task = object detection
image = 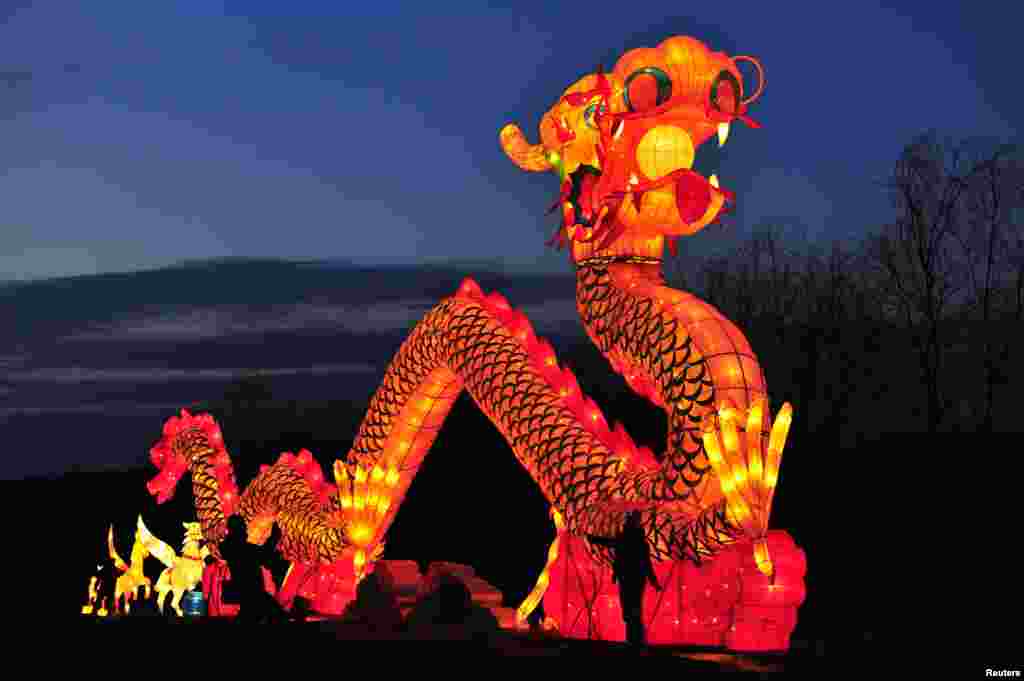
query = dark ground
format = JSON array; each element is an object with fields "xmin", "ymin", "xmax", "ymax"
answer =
[
  {"xmin": 65, "ymin": 615, "xmax": 823, "ymax": 670},
  {"xmin": 8, "ymin": 425, "xmax": 1023, "ymax": 671}
]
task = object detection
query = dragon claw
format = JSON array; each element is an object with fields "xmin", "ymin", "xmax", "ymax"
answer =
[{"xmin": 701, "ymin": 398, "xmax": 793, "ymax": 576}]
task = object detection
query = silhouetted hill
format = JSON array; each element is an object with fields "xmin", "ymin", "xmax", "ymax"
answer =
[
  {"xmin": 0, "ymin": 257, "xmax": 576, "ymax": 339},
  {"xmin": 0, "ymin": 257, "xmax": 581, "ymax": 480}
]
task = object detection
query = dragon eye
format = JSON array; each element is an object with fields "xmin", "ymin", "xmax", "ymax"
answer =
[
  {"xmin": 582, "ymin": 100, "xmax": 608, "ymax": 129},
  {"xmin": 623, "ymin": 67, "xmax": 672, "ymax": 112},
  {"xmin": 710, "ymin": 70, "xmax": 742, "ymax": 115}
]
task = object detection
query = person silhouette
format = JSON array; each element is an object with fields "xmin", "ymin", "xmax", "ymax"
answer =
[
  {"xmin": 405, "ymin": 574, "xmax": 500, "ymax": 641},
  {"xmin": 438, "ymin": 575, "xmax": 499, "ymax": 638},
  {"xmin": 341, "ymin": 572, "xmax": 404, "ymax": 634},
  {"xmin": 218, "ymin": 515, "xmax": 288, "ymax": 623},
  {"xmin": 587, "ymin": 510, "xmax": 662, "ymax": 647}
]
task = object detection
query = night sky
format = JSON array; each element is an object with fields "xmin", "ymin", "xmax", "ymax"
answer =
[{"xmin": 2, "ymin": 1, "xmax": 1018, "ymax": 282}]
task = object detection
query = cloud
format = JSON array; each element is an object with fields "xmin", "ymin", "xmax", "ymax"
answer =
[
  {"xmin": 61, "ymin": 296, "xmax": 582, "ymax": 343},
  {"xmin": 0, "ymin": 356, "xmax": 28, "ymax": 396},
  {"xmin": 0, "ymin": 402, "xmax": 186, "ymax": 418},
  {"xmin": 7, "ymin": 363, "xmax": 380, "ymax": 385},
  {"xmin": 63, "ymin": 300, "xmax": 440, "ymax": 342}
]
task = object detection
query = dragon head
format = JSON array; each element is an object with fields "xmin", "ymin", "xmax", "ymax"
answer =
[{"xmin": 500, "ymin": 35, "xmax": 764, "ymax": 254}]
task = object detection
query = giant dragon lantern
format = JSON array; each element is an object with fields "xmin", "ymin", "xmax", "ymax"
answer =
[{"xmin": 142, "ymin": 35, "xmax": 806, "ymax": 652}]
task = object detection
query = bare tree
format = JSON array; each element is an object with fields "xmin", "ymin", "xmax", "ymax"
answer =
[
  {"xmin": 674, "ymin": 216, "xmax": 896, "ymax": 448},
  {"xmin": 953, "ymin": 139, "xmax": 1024, "ymax": 431},
  {"xmin": 699, "ymin": 253, "xmax": 733, "ymax": 313},
  {"xmin": 746, "ymin": 221, "xmax": 780, "ymax": 324},
  {"xmin": 1007, "ymin": 208, "xmax": 1024, "ymax": 324},
  {"xmin": 867, "ymin": 132, "xmax": 983, "ymax": 432},
  {"xmin": 738, "ymin": 220, "xmax": 824, "ymax": 439},
  {"xmin": 776, "ymin": 236, "xmax": 860, "ymax": 443},
  {"xmin": 815, "ymin": 241, "xmax": 876, "ymax": 445}
]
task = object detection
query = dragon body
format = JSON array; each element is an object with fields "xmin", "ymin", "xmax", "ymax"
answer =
[{"xmin": 143, "ymin": 35, "xmax": 796, "ymax": 629}]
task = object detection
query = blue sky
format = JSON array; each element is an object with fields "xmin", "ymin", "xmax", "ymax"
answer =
[{"xmin": 1, "ymin": 1, "xmax": 1019, "ymax": 281}]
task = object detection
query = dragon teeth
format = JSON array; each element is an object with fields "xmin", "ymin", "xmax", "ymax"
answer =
[
  {"xmin": 709, "ymin": 174, "xmax": 720, "ymax": 188},
  {"xmin": 717, "ymin": 122, "xmax": 730, "ymax": 147}
]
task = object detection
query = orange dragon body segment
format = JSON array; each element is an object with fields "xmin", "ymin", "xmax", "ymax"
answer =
[
  {"xmin": 574, "ymin": 259, "xmax": 768, "ymax": 504},
  {"xmin": 343, "ymin": 284, "xmax": 742, "ymax": 563}
]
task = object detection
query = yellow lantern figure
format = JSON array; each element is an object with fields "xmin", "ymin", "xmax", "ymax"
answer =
[
  {"xmin": 81, "ymin": 575, "xmax": 99, "ymax": 615},
  {"xmin": 137, "ymin": 517, "xmax": 211, "ymax": 617},
  {"xmin": 108, "ymin": 521, "xmax": 153, "ymax": 615}
]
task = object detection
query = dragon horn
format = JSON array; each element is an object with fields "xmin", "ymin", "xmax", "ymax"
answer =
[
  {"xmin": 595, "ymin": 64, "xmax": 610, "ymax": 95},
  {"xmin": 499, "ymin": 123, "xmax": 553, "ymax": 172},
  {"xmin": 732, "ymin": 55, "xmax": 765, "ymax": 107}
]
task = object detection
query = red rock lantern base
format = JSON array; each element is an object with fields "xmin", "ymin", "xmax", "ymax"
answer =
[{"xmin": 543, "ymin": 529, "xmax": 806, "ymax": 652}]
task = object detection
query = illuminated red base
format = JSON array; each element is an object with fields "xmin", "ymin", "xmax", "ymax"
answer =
[
  {"xmin": 200, "ymin": 531, "xmax": 806, "ymax": 650},
  {"xmin": 543, "ymin": 530, "xmax": 807, "ymax": 652},
  {"xmin": 203, "ymin": 558, "xmax": 358, "ymax": 618}
]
